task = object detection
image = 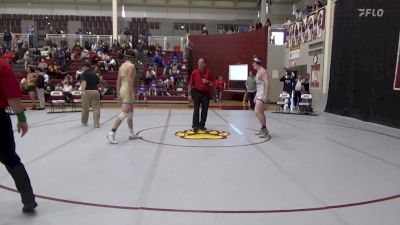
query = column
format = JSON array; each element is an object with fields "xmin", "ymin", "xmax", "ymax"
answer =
[
  {"xmin": 112, "ymin": 0, "xmax": 118, "ymax": 42},
  {"xmin": 260, "ymin": 0, "xmax": 267, "ymax": 25},
  {"xmin": 322, "ymin": 0, "xmax": 335, "ymax": 94}
]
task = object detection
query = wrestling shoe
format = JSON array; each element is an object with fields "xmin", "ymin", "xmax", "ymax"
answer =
[{"xmin": 107, "ymin": 131, "xmax": 117, "ymax": 144}]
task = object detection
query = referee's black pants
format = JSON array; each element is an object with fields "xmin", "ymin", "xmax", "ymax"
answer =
[
  {"xmin": 0, "ymin": 109, "xmax": 36, "ymax": 206},
  {"xmin": 192, "ymin": 90, "xmax": 209, "ymax": 129}
]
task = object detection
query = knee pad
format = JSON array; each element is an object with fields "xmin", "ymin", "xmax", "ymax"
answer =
[
  {"xmin": 127, "ymin": 112, "xmax": 133, "ymax": 120},
  {"xmin": 118, "ymin": 112, "xmax": 128, "ymax": 120}
]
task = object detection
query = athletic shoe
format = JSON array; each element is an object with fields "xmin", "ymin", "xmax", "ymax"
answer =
[
  {"xmin": 22, "ymin": 201, "xmax": 38, "ymax": 213},
  {"xmin": 199, "ymin": 126, "xmax": 207, "ymax": 131},
  {"xmin": 129, "ymin": 133, "xmax": 142, "ymax": 140},
  {"xmin": 255, "ymin": 128, "xmax": 268, "ymax": 135},
  {"xmin": 259, "ymin": 128, "xmax": 270, "ymax": 138},
  {"xmin": 107, "ymin": 131, "xmax": 117, "ymax": 144}
]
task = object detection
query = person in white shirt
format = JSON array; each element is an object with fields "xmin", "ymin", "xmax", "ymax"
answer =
[
  {"xmin": 62, "ymin": 81, "xmax": 73, "ymax": 102},
  {"xmin": 101, "ymin": 53, "xmax": 110, "ymax": 70},
  {"xmin": 293, "ymin": 74, "xmax": 303, "ymax": 109},
  {"xmin": 108, "ymin": 58, "xmax": 116, "ymax": 71}
]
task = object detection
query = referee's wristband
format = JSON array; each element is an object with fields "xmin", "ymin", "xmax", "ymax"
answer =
[{"xmin": 16, "ymin": 111, "xmax": 27, "ymax": 123}]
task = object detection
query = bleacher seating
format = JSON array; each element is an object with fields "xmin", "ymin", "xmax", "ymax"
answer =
[{"xmin": 16, "ymin": 50, "xmax": 189, "ymax": 104}]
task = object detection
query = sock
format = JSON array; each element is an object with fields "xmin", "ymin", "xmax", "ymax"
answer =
[
  {"xmin": 261, "ymin": 125, "xmax": 266, "ymax": 129},
  {"xmin": 129, "ymin": 128, "xmax": 134, "ymax": 134},
  {"xmin": 111, "ymin": 128, "xmax": 117, "ymax": 133}
]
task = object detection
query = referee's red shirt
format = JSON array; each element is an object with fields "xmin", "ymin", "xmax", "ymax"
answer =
[
  {"xmin": 0, "ymin": 58, "xmax": 22, "ymax": 109},
  {"xmin": 189, "ymin": 68, "xmax": 214, "ymax": 92}
]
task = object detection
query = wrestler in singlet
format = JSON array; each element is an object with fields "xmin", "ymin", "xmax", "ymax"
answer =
[
  {"xmin": 119, "ymin": 63, "xmax": 134, "ymax": 104},
  {"xmin": 255, "ymin": 71, "xmax": 265, "ymax": 103},
  {"xmin": 107, "ymin": 57, "xmax": 141, "ymax": 144}
]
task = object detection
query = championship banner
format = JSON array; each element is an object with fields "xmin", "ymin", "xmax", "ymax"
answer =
[
  {"xmin": 288, "ymin": 8, "xmax": 325, "ymax": 50},
  {"xmin": 394, "ymin": 32, "xmax": 400, "ymax": 91}
]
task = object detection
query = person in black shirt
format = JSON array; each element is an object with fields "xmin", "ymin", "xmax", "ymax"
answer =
[
  {"xmin": 80, "ymin": 61, "xmax": 100, "ymax": 128},
  {"xmin": 35, "ymin": 68, "xmax": 46, "ymax": 110},
  {"xmin": 280, "ymin": 71, "xmax": 295, "ymax": 93},
  {"xmin": 280, "ymin": 71, "xmax": 295, "ymax": 109}
]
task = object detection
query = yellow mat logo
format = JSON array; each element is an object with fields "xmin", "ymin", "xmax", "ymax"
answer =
[{"xmin": 175, "ymin": 129, "xmax": 230, "ymax": 139}]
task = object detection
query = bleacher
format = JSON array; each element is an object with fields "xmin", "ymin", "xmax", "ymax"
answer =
[{"xmin": 15, "ymin": 50, "xmax": 190, "ymax": 104}]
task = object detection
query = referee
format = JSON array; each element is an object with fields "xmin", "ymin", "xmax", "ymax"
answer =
[
  {"xmin": 188, "ymin": 58, "xmax": 214, "ymax": 132},
  {"xmin": 80, "ymin": 61, "xmax": 101, "ymax": 128},
  {"xmin": 0, "ymin": 58, "xmax": 37, "ymax": 213}
]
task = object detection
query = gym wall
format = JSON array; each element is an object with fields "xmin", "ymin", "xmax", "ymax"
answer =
[
  {"xmin": 326, "ymin": 0, "xmax": 400, "ymax": 128},
  {"xmin": 189, "ymin": 27, "xmax": 267, "ymax": 92}
]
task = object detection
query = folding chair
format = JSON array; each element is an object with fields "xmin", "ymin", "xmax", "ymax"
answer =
[
  {"xmin": 298, "ymin": 94, "xmax": 312, "ymax": 114},
  {"xmin": 276, "ymin": 92, "xmax": 291, "ymax": 112},
  {"xmin": 50, "ymin": 91, "xmax": 66, "ymax": 113},
  {"xmin": 71, "ymin": 90, "xmax": 82, "ymax": 112}
]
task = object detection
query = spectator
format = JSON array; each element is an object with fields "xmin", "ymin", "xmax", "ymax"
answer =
[
  {"xmin": 137, "ymin": 82, "xmax": 148, "ymax": 103},
  {"xmin": 37, "ymin": 58, "xmax": 48, "ymax": 70},
  {"xmin": 149, "ymin": 79, "xmax": 158, "ymax": 96},
  {"xmin": 169, "ymin": 62, "xmax": 180, "ymax": 90},
  {"xmin": 145, "ymin": 66, "xmax": 156, "ymax": 85},
  {"xmin": 152, "ymin": 51, "xmax": 163, "ymax": 67},
  {"xmin": 64, "ymin": 72, "xmax": 73, "ymax": 85},
  {"xmin": 295, "ymin": 9, "xmax": 303, "ymax": 20},
  {"xmin": 214, "ymin": 75, "xmax": 226, "ymax": 103},
  {"xmin": 265, "ymin": 18, "xmax": 272, "ymax": 27},
  {"xmin": 23, "ymin": 50, "xmax": 31, "ymax": 69},
  {"xmin": 313, "ymin": 0, "xmax": 323, "ymax": 11},
  {"xmin": 33, "ymin": 48, "xmax": 41, "ymax": 62},
  {"xmin": 98, "ymin": 76, "xmax": 108, "ymax": 96},
  {"xmin": 63, "ymin": 80, "xmax": 73, "ymax": 103},
  {"xmin": 54, "ymin": 83, "xmax": 63, "ymax": 91},
  {"xmin": 293, "ymin": 74, "xmax": 303, "ymax": 109},
  {"xmin": 302, "ymin": 74, "xmax": 310, "ymax": 94},
  {"xmin": 28, "ymin": 24, "xmax": 35, "ymax": 48},
  {"xmin": 108, "ymin": 57, "xmax": 117, "ymax": 71},
  {"xmin": 255, "ymin": 20, "xmax": 263, "ymax": 30},
  {"xmin": 201, "ymin": 27, "xmax": 209, "ymax": 35},
  {"xmin": 3, "ymin": 29, "xmax": 13, "ymax": 50}
]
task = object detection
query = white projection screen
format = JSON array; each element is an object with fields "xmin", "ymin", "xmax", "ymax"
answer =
[{"xmin": 229, "ymin": 64, "xmax": 248, "ymax": 81}]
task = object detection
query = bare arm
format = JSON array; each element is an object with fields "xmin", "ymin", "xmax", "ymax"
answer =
[
  {"xmin": 8, "ymin": 98, "xmax": 28, "ymax": 137},
  {"xmin": 128, "ymin": 64, "xmax": 135, "ymax": 97}
]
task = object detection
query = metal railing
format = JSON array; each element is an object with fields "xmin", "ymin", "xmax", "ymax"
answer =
[
  {"xmin": 0, "ymin": 33, "xmax": 30, "ymax": 48},
  {"xmin": 45, "ymin": 34, "xmax": 114, "ymax": 49},
  {"xmin": 148, "ymin": 36, "xmax": 184, "ymax": 51}
]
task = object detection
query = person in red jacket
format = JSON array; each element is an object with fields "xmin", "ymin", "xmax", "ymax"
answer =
[
  {"xmin": 214, "ymin": 75, "xmax": 226, "ymax": 103},
  {"xmin": 0, "ymin": 58, "xmax": 37, "ymax": 213},
  {"xmin": 188, "ymin": 58, "xmax": 214, "ymax": 132}
]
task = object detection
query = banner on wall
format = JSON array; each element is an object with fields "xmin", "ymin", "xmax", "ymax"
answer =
[
  {"xmin": 311, "ymin": 64, "xmax": 320, "ymax": 88},
  {"xmin": 394, "ymin": 32, "xmax": 400, "ymax": 91},
  {"xmin": 287, "ymin": 8, "xmax": 326, "ymax": 50}
]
